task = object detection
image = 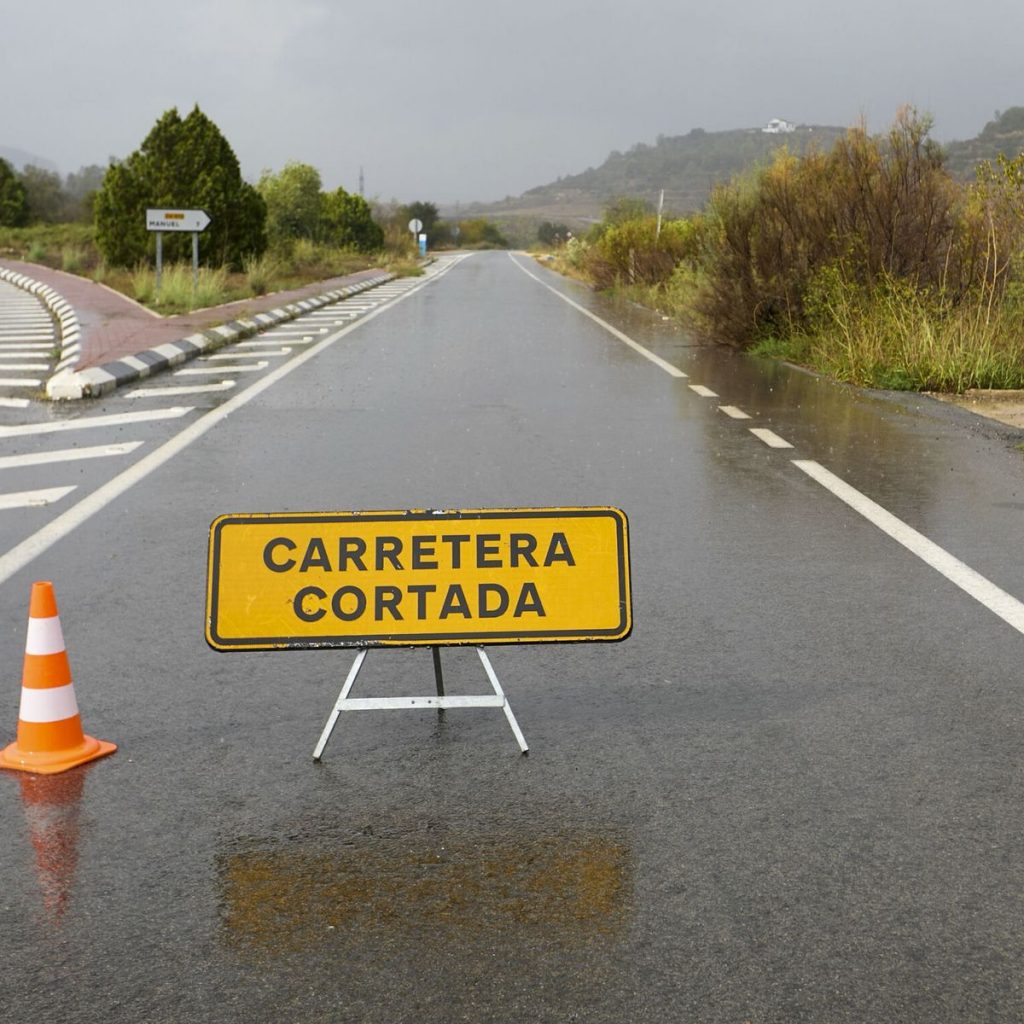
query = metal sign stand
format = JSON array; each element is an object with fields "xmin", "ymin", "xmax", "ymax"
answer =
[{"xmin": 312, "ymin": 646, "xmax": 529, "ymax": 761}]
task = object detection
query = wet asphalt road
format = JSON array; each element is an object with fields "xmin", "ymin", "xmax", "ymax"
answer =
[{"xmin": 3, "ymin": 251, "xmax": 1024, "ymax": 1022}]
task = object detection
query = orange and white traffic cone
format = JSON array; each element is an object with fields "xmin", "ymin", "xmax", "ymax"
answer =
[{"xmin": 0, "ymin": 581, "xmax": 116, "ymax": 774}]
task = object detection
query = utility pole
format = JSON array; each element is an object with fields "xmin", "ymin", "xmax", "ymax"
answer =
[{"xmin": 656, "ymin": 188, "xmax": 665, "ymax": 241}]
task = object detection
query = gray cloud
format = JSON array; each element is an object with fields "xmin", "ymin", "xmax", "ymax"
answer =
[{"xmin": 3, "ymin": 0, "xmax": 1022, "ymax": 203}]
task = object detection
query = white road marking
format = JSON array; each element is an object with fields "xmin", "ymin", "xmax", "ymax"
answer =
[
  {"xmin": 750, "ymin": 428, "xmax": 794, "ymax": 449},
  {"xmin": 689, "ymin": 384, "xmax": 718, "ymax": 397},
  {"xmin": 0, "ymin": 398, "xmax": 29, "ymax": 409},
  {"xmin": 719, "ymin": 405, "xmax": 751, "ymax": 420},
  {"xmin": 246, "ymin": 335, "xmax": 313, "ymax": 344},
  {"xmin": 174, "ymin": 361, "xmax": 269, "ymax": 376},
  {"xmin": 207, "ymin": 348, "xmax": 290, "ymax": 359},
  {"xmin": 0, "ymin": 352, "xmax": 54, "ymax": 359},
  {"xmin": 0, "ymin": 487, "xmax": 76, "ymax": 510},
  {"xmin": 0, "ymin": 344, "xmax": 52, "ymax": 351},
  {"xmin": 509, "ymin": 254, "xmax": 688, "ymax": 378},
  {"xmin": 0, "ymin": 254, "xmax": 470, "ymax": 585},
  {"xmin": 0, "ymin": 377, "xmax": 42, "ymax": 387},
  {"xmin": 127, "ymin": 381, "xmax": 236, "ymax": 398},
  {"xmin": 794, "ymin": 459, "xmax": 1024, "ymax": 635},
  {"xmin": 0, "ymin": 443, "xmax": 143, "ymax": 470},
  {"xmin": 0, "ymin": 406, "xmax": 193, "ymax": 439},
  {"xmin": 0, "ymin": 363, "xmax": 48, "ymax": 371}
]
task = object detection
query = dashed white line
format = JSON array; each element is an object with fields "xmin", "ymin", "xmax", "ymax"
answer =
[
  {"xmin": 0, "ymin": 487, "xmax": 76, "ymax": 510},
  {"xmin": 750, "ymin": 428, "xmax": 794, "ymax": 449},
  {"xmin": 689, "ymin": 384, "xmax": 718, "ymax": 397},
  {"xmin": 0, "ymin": 443, "xmax": 143, "ymax": 470},
  {"xmin": 793, "ymin": 459, "xmax": 1024, "ymax": 635},
  {"xmin": 719, "ymin": 405, "xmax": 751, "ymax": 420}
]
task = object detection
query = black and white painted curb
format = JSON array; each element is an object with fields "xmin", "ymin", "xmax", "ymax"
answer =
[
  {"xmin": 0, "ymin": 267, "xmax": 395, "ymax": 401},
  {"xmin": 0, "ymin": 266, "xmax": 81, "ymax": 377}
]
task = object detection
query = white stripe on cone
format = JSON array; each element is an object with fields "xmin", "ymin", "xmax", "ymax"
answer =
[
  {"xmin": 26, "ymin": 615, "xmax": 65, "ymax": 656},
  {"xmin": 19, "ymin": 683, "xmax": 79, "ymax": 723}
]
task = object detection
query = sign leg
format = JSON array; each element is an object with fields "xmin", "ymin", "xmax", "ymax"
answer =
[
  {"xmin": 477, "ymin": 648, "xmax": 529, "ymax": 754},
  {"xmin": 313, "ymin": 649, "xmax": 368, "ymax": 762},
  {"xmin": 431, "ymin": 645, "xmax": 445, "ymax": 717}
]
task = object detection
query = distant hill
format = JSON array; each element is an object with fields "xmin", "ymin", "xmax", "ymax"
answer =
[
  {"xmin": 458, "ymin": 110, "xmax": 1024, "ymax": 230},
  {"xmin": 0, "ymin": 146, "xmax": 59, "ymax": 173},
  {"xmin": 457, "ymin": 121, "xmax": 849, "ymax": 224},
  {"xmin": 943, "ymin": 107, "xmax": 1024, "ymax": 180}
]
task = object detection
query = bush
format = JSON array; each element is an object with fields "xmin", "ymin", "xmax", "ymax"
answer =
[
  {"xmin": 694, "ymin": 109, "xmax": 977, "ymax": 346},
  {"xmin": 584, "ymin": 215, "xmax": 703, "ymax": 289},
  {"xmin": 94, "ymin": 105, "xmax": 267, "ymax": 269}
]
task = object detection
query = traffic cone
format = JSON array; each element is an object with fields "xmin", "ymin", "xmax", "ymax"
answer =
[{"xmin": 0, "ymin": 581, "xmax": 116, "ymax": 774}]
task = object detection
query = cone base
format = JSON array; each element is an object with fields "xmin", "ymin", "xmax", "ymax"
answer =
[{"xmin": 0, "ymin": 735, "xmax": 116, "ymax": 775}]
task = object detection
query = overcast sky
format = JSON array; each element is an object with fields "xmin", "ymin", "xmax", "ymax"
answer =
[{"xmin": 3, "ymin": 0, "xmax": 1023, "ymax": 204}]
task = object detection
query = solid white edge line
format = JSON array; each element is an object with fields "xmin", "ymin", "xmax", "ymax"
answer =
[
  {"xmin": 793, "ymin": 459, "xmax": 1024, "ymax": 635},
  {"xmin": 508, "ymin": 253, "xmax": 688, "ymax": 378},
  {"xmin": 0, "ymin": 255, "xmax": 470, "ymax": 586}
]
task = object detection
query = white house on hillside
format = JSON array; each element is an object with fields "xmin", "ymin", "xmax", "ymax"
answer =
[{"xmin": 763, "ymin": 118, "xmax": 797, "ymax": 134}]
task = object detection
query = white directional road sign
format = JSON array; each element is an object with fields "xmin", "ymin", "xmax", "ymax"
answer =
[{"xmin": 146, "ymin": 209, "xmax": 211, "ymax": 232}]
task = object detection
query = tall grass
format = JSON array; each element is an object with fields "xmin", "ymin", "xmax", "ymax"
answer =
[
  {"xmin": 131, "ymin": 262, "xmax": 230, "ymax": 313},
  {"xmin": 242, "ymin": 253, "xmax": 279, "ymax": 296},
  {"xmin": 753, "ymin": 269, "xmax": 1024, "ymax": 391}
]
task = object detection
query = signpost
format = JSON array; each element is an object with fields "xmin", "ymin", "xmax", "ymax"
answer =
[
  {"xmin": 145, "ymin": 208, "xmax": 211, "ymax": 296},
  {"xmin": 206, "ymin": 507, "xmax": 631, "ymax": 757}
]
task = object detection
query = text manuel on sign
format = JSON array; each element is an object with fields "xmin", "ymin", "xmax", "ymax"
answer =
[{"xmin": 206, "ymin": 508, "xmax": 631, "ymax": 650}]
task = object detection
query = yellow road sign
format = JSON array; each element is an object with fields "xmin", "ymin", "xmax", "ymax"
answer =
[{"xmin": 206, "ymin": 507, "xmax": 631, "ymax": 650}]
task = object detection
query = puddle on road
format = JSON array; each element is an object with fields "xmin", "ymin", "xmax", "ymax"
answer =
[{"xmin": 217, "ymin": 827, "xmax": 632, "ymax": 955}]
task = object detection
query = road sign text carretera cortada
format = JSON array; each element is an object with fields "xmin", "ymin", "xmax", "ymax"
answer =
[{"xmin": 205, "ymin": 508, "xmax": 631, "ymax": 649}]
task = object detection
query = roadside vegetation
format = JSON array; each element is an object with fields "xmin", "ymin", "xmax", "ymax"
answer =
[
  {"xmin": 546, "ymin": 109, "xmax": 1024, "ymax": 393},
  {"xmin": 0, "ymin": 105, "xmax": 506, "ymax": 315}
]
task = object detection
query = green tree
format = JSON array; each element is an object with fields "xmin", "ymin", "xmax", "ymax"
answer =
[
  {"xmin": 21, "ymin": 165, "xmax": 66, "ymax": 223},
  {"xmin": 537, "ymin": 221, "xmax": 571, "ymax": 245},
  {"xmin": 64, "ymin": 165, "xmax": 106, "ymax": 222},
  {"xmin": 257, "ymin": 162, "xmax": 323, "ymax": 245},
  {"xmin": 319, "ymin": 187, "xmax": 383, "ymax": 251},
  {"xmin": 93, "ymin": 105, "xmax": 267, "ymax": 268},
  {"xmin": 457, "ymin": 218, "xmax": 508, "ymax": 248},
  {"xmin": 399, "ymin": 200, "xmax": 439, "ymax": 235},
  {"xmin": 0, "ymin": 158, "xmax": 28, "ymax": 227}
]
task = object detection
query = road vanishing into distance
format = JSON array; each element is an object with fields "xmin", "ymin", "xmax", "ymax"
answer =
[{"xmin": 3, "ymin": 251, "xmax": 1024, "ymax": 1022}]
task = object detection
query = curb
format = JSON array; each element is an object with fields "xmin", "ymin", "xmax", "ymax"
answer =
[
  {"xmin": 0, "ymin": 266, "xmax": 395, "ymax": 401},
  {"xmin": 0, "ymin": 266, "xmax": 82, "ymax": 376}
]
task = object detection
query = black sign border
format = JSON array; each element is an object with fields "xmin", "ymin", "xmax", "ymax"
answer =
[{"xmin": 206, "ymin": 508, "xmax": 631, "ymax": 651}]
